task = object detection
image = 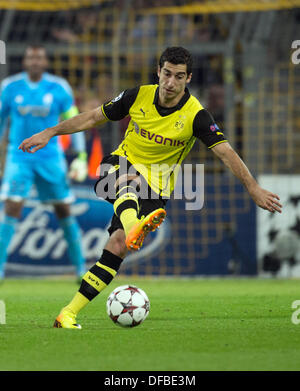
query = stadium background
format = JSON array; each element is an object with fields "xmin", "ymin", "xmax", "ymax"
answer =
[{"xmin": 0, "ymin": 0, "xmax": 299, "ymax": 278}]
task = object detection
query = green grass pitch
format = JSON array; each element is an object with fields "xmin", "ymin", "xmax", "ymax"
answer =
[{"xmin": 0, "ymin": 277, "xmax": 300, "ymax": 371}]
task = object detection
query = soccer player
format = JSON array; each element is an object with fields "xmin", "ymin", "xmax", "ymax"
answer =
[
  {"xmin": 0, "ymin": 44, "xmax": 88, "ymax": 280},
  {"xmin": 19, "ymin": 47, "xmax": 282, "ymax": 329}
]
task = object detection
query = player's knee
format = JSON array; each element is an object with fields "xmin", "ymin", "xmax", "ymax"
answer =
[
  {"xmin": 54, "ymin": 203, "xmax": 71, "ymax": 219},
  {"xmin": 5, "ymin": 200, "xmax": 23, "ymax": 219},
  {"xmin": 105, "ymin": 229, "xmax": 128, "ymax": 259},
  {"xmin": 115, "ymin": 174, "xmax": 141, "ymax": 190}
]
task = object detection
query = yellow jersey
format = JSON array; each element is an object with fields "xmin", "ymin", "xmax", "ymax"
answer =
[{"xmin": 101, "ymin": 84, "xmax": 227, "ymax": 197}]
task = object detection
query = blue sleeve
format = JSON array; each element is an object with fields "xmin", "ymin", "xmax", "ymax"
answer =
[
  {"xmin": 0, "ymin": 82, "xmax": 11, "ymax": 140},
  {"xmin": 57, "ymin": 79, "xmax": 75, "ymax": 115},
  {"xmin": 56, "ymin": 79, "xmax": 86, "ymax": 153}
]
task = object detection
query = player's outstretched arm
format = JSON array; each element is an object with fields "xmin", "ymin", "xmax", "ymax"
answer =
[
  {"xmin": 19, "ymin": 106, "xmax": 107, "ymax": 153},
  {"xmin": 211, "ymin": 142, "xmax": 282, "ymax": 214}
]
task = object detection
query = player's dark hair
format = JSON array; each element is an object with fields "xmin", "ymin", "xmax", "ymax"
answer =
[
  {"xmin": 25, "ymin": 43, "xmax": 47, "ymax": 54},
  {"xmin": 159, "ymin": 47, "xmax": 193, "ymax": 75}
]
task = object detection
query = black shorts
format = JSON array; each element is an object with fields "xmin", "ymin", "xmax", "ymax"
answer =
[{"xmin": 94, "ymin": 154, "xmax": 167, "ymax": 236}]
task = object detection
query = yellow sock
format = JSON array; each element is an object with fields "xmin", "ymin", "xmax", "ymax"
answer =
[
  {"xmin": 65, "ymin": 292, "xmax": 90, "ymax": 315},
  {"xmin": 120, "ymin": 208, "xmax": 139, "ymax": 237}
]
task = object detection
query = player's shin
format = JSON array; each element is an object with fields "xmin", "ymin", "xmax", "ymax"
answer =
[
  {"xmin": 66, "ymin": 249, "xmax": 123, "ymax": 315},
  {"xmin": 113, "ymin": 183, "xmax": 140, "ymax": 237},
  {"xmin": 0, "ymin": 215, "xmax": 18, "ymax": 279},
  {"xmin": 58, "ymin": 216, "xmax": 86, "ymax": 277}
]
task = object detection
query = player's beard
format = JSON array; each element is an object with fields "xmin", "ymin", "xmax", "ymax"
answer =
[
  {"xmin": 161, "ymin": 85, "xmax": 184, "ymax": 105},
  {"xmin": 27, "ymin": 67, "xmax": 44, "ymax": 82}
]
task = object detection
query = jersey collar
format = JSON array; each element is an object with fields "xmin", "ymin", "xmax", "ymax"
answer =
[
  {"xmin": 24, "ymin": 72, "xmax": 45, "ymax": 89},
  {"xmin": 153, "ymin": 85, "xmax": 190, "ymax": 112}
]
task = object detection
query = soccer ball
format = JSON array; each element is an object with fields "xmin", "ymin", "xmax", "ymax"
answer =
[{"xmin": 106, "ymin": 285, "xmax": 150, "ymax": 327}]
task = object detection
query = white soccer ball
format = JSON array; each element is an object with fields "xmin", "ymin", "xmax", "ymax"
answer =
[{"xmin": 106, "ymin": 285, "xmax": 150, "ymax": 327}]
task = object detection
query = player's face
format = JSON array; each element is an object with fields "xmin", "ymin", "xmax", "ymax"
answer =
[
  {"xmin": 23, "ymin": 48, "xmax": 48, "ymax": 81},
  {"xmin": 157, "ymin": 61, "xmax": 192, "ymax": 105}
]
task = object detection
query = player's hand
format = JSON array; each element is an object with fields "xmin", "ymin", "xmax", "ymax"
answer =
[
  {"xmin": 69, "ymin": 152, "xmax": 88, "ymax": 182},
  {"xmin": 18, "ymin": 129, "xmax": 52, "ymax": 153},
  {"xmin": 249, "ymin": 184, "xmax": 282, "ymax": 213}
]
